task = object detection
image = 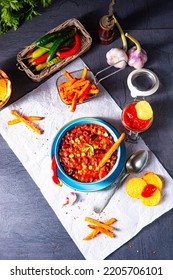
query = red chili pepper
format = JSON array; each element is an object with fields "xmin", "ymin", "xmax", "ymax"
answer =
[
  {"xmin": 58, "ymin": 46, "xmax": 73, "ymax": 52},
  {"xmin": 57, "ymin": 33, "xmax": 81, "ymax": 59},
  {"xmin": 51, "ymin": 156, "xmax": 61, "ymax": 185},
  {"xmin": 28, "ymin": 50, "xmax": 34, "ymax": 57},
  {"xmin": 141, "ymin": 184, "xmax": 157, "ymax": 198},
  {"xmin": 31, "ymin": 52, "xmax": 49, "ymax": 66}
]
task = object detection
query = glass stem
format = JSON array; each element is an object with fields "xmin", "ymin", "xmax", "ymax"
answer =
[{"xmin": 126, "ymin": 130, "xmax": 140, "ymax": 143}]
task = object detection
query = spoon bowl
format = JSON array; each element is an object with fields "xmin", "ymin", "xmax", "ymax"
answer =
[
  {"xmin": 93, "ymin": 150, "xmax": 149, "ymax": 213},
  {"xmin": 125, "ymin": 150, "xmax": 149, "ymax": 174}
]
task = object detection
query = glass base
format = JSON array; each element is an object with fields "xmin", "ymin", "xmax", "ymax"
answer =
[{"xmin": 125, "ymin": 130, "xmax": 140, "ymax": 144}]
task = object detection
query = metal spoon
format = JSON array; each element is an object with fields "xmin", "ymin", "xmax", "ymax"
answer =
[{"xmin": 93, "ymin": 150, "xmax": 149, "ymax": 214}]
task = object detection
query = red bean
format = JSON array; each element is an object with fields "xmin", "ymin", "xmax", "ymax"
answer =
[{"xmin": 95, "ymin": 148, "xmax": 105, "ymax": 154}]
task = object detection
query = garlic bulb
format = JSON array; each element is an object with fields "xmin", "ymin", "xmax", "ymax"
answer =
[
  {"xmin": 127, "ymin": 46, "xmax": 148, "ymax": 69},
  {"xmin": 125, "ymin": 33, "xmax": 148, "ymax": 69},
  {"xmin": 106, "ymin": 48, "xmax": 128, "ymax": 69}
]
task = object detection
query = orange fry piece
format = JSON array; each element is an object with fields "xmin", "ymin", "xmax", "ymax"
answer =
[
  {"xmin": 78, "ymin": 83, "xmax": 91, "ymax": 103},
  {"xmin": 88, "ymin": 225, "xmax": 115, "ymax": 238},
  {"xmin": 91, "ymin": 84, "xmax": 97, "ymax": 89},
  {"xmin": 83, "ymin": 230, "xmax": 99, "ymax": 240},
  {"xmin": 8, "ymin": 116, "xmax": 44, "ymax": 125},
  {"xmin": 59, "ymin": 78, "xmax": 78, "ymax": 90},
  {"xmin": 70, "ymin": 92, "xmax": 78, "ymax": 112},
  {"xmin": 77, "ymin": 80, "xmax": 90, "ymax": 98},
  {"xmin": 88, "ymin": 88, "xmax": 99, "ymax": 94},
  {"xmin": 83, "ymin": 218, "xmax": 116, "ymax": 240},
  {"xmin": 99, "ymin": 132, "xmax": 125, "ymax": 169},
  {"xmin": 10, "ymin": 110, "xmax": 43, "ymax": 135},
  {"xmin": 81, "ymin": 66, "xmax": 88, "ymax": 80},
  {"xmin": 85, "ymin": 217, "xmax": 115, "ymax": 231},
  {"xmin": 65, "ymin": 79, "xmax": 90, "ymax": 91},
  {"xmin": 63, "ymin": 70, "xmax": 74, "ymax": 81}
]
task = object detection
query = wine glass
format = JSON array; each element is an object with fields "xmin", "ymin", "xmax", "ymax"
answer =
[{"xmin": 121, "ymin": 100, "xmax": 153, "ymax": 143}]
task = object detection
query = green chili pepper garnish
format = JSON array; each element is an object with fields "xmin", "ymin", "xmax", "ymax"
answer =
[{"xmin": 81, "ymin": 143, "xmax": 94, "ymax": 155}]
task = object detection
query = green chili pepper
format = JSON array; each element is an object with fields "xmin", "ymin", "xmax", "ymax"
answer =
[
  {"xmin": 47, "ymin": 27, "xmax": 77, "ymax": 62},
  {"xmin": 35, "ymin": 57, "xmax": 62, "ymax": 72},
  {"xmin": 58, "ymin": 37, "xmax": 75, "ymax": 50},
  {"xmin": 34, "ymin": 26, "xmax": 74, "ymax": 47},
  {"xmin": 81, "ymin": 143, "xmax": 94, "ymax": 154}
]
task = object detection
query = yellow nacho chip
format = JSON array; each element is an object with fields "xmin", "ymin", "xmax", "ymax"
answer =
[
  {"xmin": 140, "ymin": 188, "xmax": 161, "ymax": 206},
  {"xmin": 126, "ymin": 177, "xmax": 147, "ymax": 198},
  {"xmin": 0, "ymin": 69, "xmax": 12, "ymax": 108},
  {"xmin": 142, "ymin": 172, "xmax": 163, "ymax": 190},
  {"xmin": 135, "ymin": 100, "xmax": 153, "ymax": 120}
]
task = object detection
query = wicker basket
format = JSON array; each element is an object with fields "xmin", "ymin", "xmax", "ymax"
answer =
[{"xmin": 17, "ymin": 18, "xmax": 92, "ymax": 82}]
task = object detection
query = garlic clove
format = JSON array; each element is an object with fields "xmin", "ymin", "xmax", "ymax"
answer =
[
  {"xmin": 62, "ymin": 192, "xmax": 78, "ymax": 207},
  {"xmin": 62, "ymin": 196, "xmax": 69, "ymax": 207}
]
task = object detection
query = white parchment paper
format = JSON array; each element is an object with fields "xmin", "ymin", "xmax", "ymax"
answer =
[{"xmin": 0, "ymin": 58, "xmax": 173, "ymax": 260}]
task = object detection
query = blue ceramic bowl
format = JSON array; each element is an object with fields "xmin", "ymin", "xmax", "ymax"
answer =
[{"xmin": 51, "ymin": 117, "xmax": 126, "ymax": 192}]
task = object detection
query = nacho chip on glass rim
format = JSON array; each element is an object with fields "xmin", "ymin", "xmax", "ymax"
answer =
[{"xmin": 0, "ymin": 69, "xmax": 12, "ymax": 109}]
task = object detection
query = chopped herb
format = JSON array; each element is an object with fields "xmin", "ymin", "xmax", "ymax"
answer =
[{"xmin": 81, "ymin": 143, "xmax": 94, "ymax": 155}]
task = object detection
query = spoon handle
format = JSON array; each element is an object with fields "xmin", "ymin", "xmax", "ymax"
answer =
[{"xmin": 93, "ymin": 172, "xmax": 129, "ymax": 214}]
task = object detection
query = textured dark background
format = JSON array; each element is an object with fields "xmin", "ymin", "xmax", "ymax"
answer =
[{"xmin": 0, "ymin": 0, "xmax": 173, "ymax": 260}]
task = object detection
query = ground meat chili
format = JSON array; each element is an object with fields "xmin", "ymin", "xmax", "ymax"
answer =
[{"xmin": 58, "ymin": 123, "xmax": 117, "ymax": 182}]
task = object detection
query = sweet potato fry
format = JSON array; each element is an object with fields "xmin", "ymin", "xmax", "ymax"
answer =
[
  {"xmin": 98, "ymin": 132, "xmax": 125, "ymax": 169},
  {"xmin": 81, "ymin": 66, "xmax": 88, "ymax": 80},
  {"xmin": 78, "ymin": 83, "xmax": 91, "ymax": 103},
  {"xmin": 65, "ymin": 79, "xmax": 90, "ymax": 92},
  {"xmin": 63, "ymin": 70, "xmax": 74, "ymax": 81},
  {"xmin": 10, "ymin": 110, "xmax": 43, "ymax": 135},
  {"xmin": 88, "ymin": 88, "xmax": 99, "ymax": 94},
  {"xmin": 70, "ymin": 92, "xmax": 78, "ymax": 112},
  {"xmin": 8, "ymin": 116, "xmax": 44, "ymax": 125},
  {"xmin": 85, "ymin": 217, "xmax": 115, "ymax": 231},
  {"xmin": 88, "ymin": 225, "xmax": 115, "ymax": 238},
  {"xmin": 83, "ymin": 217, "xmax": 116, "ymax": 240},
  {"xmin": 83, "ymin": 230, "xmax": 100, "ymax": 240}
]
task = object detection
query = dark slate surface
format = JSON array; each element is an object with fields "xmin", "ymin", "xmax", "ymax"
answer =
[{"xmin": 0, "ymin": 0, "xmax": 173, "ymax": 260}]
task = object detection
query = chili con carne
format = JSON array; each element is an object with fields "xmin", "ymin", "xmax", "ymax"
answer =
[{"xmin": 59, "ymin": 123, "xmax": 117, "ymax": 183}]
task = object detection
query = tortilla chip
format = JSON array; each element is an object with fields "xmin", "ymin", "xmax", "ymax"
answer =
[
  {"xmin": 142, "ymin": 172, "xmax": 163, "ymax": 190},
  {"xmin": 140, "ymin": 188, "xmax": 161, "ymax": 206},
  {"xmin": 126, "ymin": 177, "xmax": 147, "ymax": 198},
  {"xmin": 0, "ymin": 69, "xmax": 12, "ymax": 108},
  {"xmin": 135, "ymin": 100, "xmax": 153, "ymax": 120}
]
